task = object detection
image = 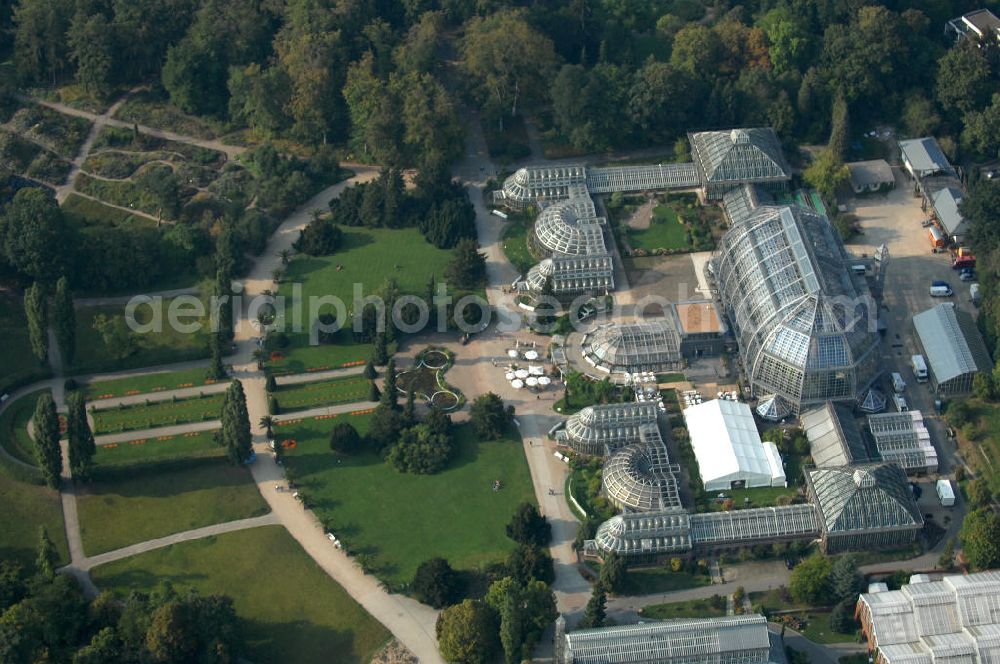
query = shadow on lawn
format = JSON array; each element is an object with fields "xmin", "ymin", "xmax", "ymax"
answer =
[
  {"xmin": 241, "ymin": 617, "xmax": 375, "ymax": 664},
  {"xmin": 80, "ymin": 461, "xmax": 255, "ymax": 499}
]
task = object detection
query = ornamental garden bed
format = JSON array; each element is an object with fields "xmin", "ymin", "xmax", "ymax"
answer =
[
  {"xmin": 90, "ymin": 392, "xmax": 224, "ymax": 434},
  {"xmin": 395, "ymin": 346, "xmax": 463, "ymax": 411}
]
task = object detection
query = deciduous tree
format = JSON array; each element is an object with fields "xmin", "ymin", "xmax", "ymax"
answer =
[
  {"xmin": 961, "ymin": 508, "xmax": 1000, "ymax": 570},
  {"xmin": 470, "ymin": 392, "xmax": 512, "ymax": 440},
  {"xmin": 436, "ymin": 599, "xmax": 499, "ymax": 664},
  {"xmin": 505, "ymin": 502, "xmax": 551, "ymax": 547},
  {"xmin": 412, "ymin": 557, "xmax": 459, "ymax": 609},
  {"xmin": 790, "ymin": 554, "xmax": 832, "ymax": 605}
]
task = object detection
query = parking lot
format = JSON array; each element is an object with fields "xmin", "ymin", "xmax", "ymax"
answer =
[{"xmin": 845, "ymin": 167, "xmax": 971, "ymax": 475}]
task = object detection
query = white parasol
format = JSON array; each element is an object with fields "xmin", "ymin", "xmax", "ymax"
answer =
[
  {"xmin": 514, "ymin": 369, "xmax": 530, "ymax": 379},
  {"xmin": 511, "ymin": 379, "xmax": 524, "ymax": 389},
  {"xmin": 524, "ymin": 350, "xmax": 539, "ymax": 360},
  {"xmin": 525, "ymin": 376, "xmax": 539, "ymax": 387},
  {"xmin": 507, "ymin": 349, "xmax": 519, "ymax": 358},
  {"xmin": 537, "ymin": 376, "xmax": 551, "ymax": 386}
]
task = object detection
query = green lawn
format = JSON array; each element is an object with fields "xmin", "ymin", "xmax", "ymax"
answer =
[
  {"xmin": 951, "ymin": 399, "xmax": 1000, "ymax": 492},
  {"xmin": 0, "ymin": 389, "xmax": 48, "ymax": 466},
  {"xmin": 275, "ymin": 375, "xmax": 371, "ymax": 413},
  {"xmin": 91, "ymin": 526, "xmax": 391, "ymax": 664},
  {"xmin": 0, "ymin": 470, "xmax": 69, "ymax": 567},
  {"xmin": 72, "ymin": 298, "xmax": 211, "ymax": 375},
  {"xmin": 618, "ymin": 567, "xmax": 712, "ymax": 596},
  {"xmin": 749, "ymin": 588, "xmax": 810, "ymax": 614},
  {"xmin": 639, "ymin": 597, "xmax": 727, "ymax": 620},
  {"xmin": 282, "ymin": 416, "xmax": 535, "ymax": 588},
  {"xmin": 500, "ymin": 212, "xmax": 537, "ymax": 275},
  {"xmin": 625, "ymin": 204, "xmax": 690, "ymax": 252},
  {"xmin": 795, "ymin": 611, "xmax": 860, "ymax": 644},
  {"xmin": 271, "ymin": 228, "xmax": 456, "ymax": 374},
  {"xmin": 85, "ymin": 367, "xmax": 224, "ymax": 400},
  {"xmin": 0, "ymin": 295, "xmax": 51, "ymax": 394},
  {"xmin": 94, "ymin": 429, "xmax": 222, "ymax": 469},
  {"xmin": 91, "ymin": 392, "xmax": 224, "ymax": 434},
  {"xmin": 76, "ymin": 458, "xmax": 269, "ymax": 555},
  {"xmin": 698, "ymin": 486, "xmax": 801, "ymax": 512}
]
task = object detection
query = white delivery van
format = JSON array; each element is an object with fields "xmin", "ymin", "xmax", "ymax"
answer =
[
  {"xmin": 911, "ymin": 354, "xmax": 928, "ymax": 382},
  {"xmin": 891, "ymin": 372, "xmax": 906, "ymax": 393},
  {"xmin": 971, "ymin": 283, "xmax": 981, "ymax": 306},
  {"xmin": 851, "ymin": 264, "xmax": 867, "ymax": 276},
  {"xmin": 893, "ymin": 394, "xmax": 909, "ymax": 412},
  {"xmin": 930, "ymin": 285, "xmax": 953, "ymax": 297},
  {"xmin": 936, "ymin": 479, "xmax": 956, "ymax": 507}
]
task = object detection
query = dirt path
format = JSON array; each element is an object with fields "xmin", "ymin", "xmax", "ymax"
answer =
[
  {"xmin": 626, "ymin": 198, "xmax": 656, "ymax": 230},
  {"xmin": 52, "ymin": 93, "xmax": 132, "ymax": 203}
]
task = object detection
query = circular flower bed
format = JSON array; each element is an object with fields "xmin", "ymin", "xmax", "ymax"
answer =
[
  {"xmin": 429, "ymin": 390, "xmax": 460, "ymax": 411},
  {"xmin": 420, "ymin": 350, "xmax": 449, "ymax": 370}
]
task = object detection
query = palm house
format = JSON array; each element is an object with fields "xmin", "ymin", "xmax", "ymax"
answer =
[
  {"xmin": 805, "ymin": 462, "xmax": 923, "ymax": 554},
  {"xmin": 523, "ymin": 256, "xmax": 615, "ymax": 295},
  {"xmin": 560, "ymin": 402, "xmax": 662, "ymax": 457},
  {"xmin": 581, "ymin": 321, "xmax": 682, "ymax": 375},
  {"xmin": 532, "ymin": 199, "xmax": 607, "ymax": 256},
  {"xmin": 714, "ymin": 205, "xmax": 881, "ymax": 416},
  {"xmin": 601, "ymin": 443, "xmax": 683, "ymax": 512},
  {"xmin": 498, "ymin": 165, "xmax": 588, "ymax": 209},
  {"xmin": 689, "ymin": 128, "xmax": 791, "ymax": 200}
]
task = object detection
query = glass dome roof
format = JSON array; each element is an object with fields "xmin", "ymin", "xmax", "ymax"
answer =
[
  {"xmin": 583, "ymin": 321, "xmax": 681, "ymax": 374},
  {"xmin": 534, "ymin": 199, "xmax": 607, "ymax": 256},
  {"xmin": 602, "ymin": 443, "xmax": 683, "ymax": 512}
]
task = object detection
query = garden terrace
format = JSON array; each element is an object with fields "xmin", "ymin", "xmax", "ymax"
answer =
[
  {"xmin": 76, "ymin": 457, "xmax": 268, "ymax": 555},
  {"xmin": 0, "ymin": 128, "xmax": 72, "ymax": 185},
  {"xmin": 92, "ymin": 429, "xmax": 222, "ymax": 472},
  {"xmin": 280, "ymin": 415, "xmax": 535, "ymax": 588},
  {"xmin": 272, "ymin": 375, "xmax": 370, "ymax": 413},
  {"xmin": 91, "ymin": 526, "xmax": 391, "ymax": 664},
  {"xmin": 90, "ymin": 392, "xmax": 224, "ymax": 434},
  {"xmin": 4, "ymin": 103, "xmax": 92, "ymax": 157},
  {"xmin": 395, "ymin": 347, "xmax": 463, "ymax": 411},
  {"xmin": 85, "ymin": 367, "xmax": 227, "ymax": 400}
]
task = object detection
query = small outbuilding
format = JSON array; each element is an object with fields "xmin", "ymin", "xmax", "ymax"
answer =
[
  {"xmin": 847, "ymin": 160, "xmax": 894, "ymax": 194},
  {"xmin": 682, "ymin": 399, "xmax": 786, "ymax": 491},
  {"xmin": 936, "ymin": 479, "xmax": 956, "ymax": 507},
  {"xmin": 899, "ymin": 138, "xmax": 952, "ymax": 179}
]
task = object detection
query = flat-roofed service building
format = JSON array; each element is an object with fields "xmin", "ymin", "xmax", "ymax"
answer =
[
  {"xmin": 669, "ymin": 300, "xmax": 728, "ymax": 358},
  {"xmin": 867, "ymin": 411, "xmax": 937, "ymax": 474},
  {"xmin": 801, "ymin": 401, "xmax": 874, "ymax": 468},
  {"xmin": 912, "ymin": 304, "xmax": 992, "ymax": 395},
  {"xmin": 847, "ymin": 160, "xmax": 895, "ymax": 194}
]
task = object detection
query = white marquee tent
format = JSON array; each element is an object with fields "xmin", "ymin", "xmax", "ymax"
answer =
[{"xmin": 682, "ymin": 399, "xmax": 786, "ymax": 491}]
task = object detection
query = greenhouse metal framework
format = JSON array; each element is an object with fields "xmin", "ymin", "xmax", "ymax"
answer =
[
  {"xmin": 857, "ymin": 570, "xmax": 1000, "ymax": 664},
  {"xmin": 589, "ymin": 503, "xmax": 821, "ymax": 558},
  {"xmin": 805, "ymin": 462, "xmax": 923, "ymax": 554},
  {"xmin": 523, "ymin": 256, "xmax": 615, "ymax": 295},
  {"xmin": 801, "ymin": 401, "xmax": 874, "ymax": 468},
  {"xmin": 601, "ymin": 443, "xmax": 683, "ymax": 513},
  {"xmin": 867, "ymin": 411, "xmax": 937, "ymax": 474},
  {"xmin": 712, "ymin": 204, "xmax": 881, "ymax": 415},
  {"xmin": 556, "ymin": 614, "xmax": 774, "ymax": 664},
  {"xmin": 581, "ymin": 321, "xmax": 682, "ymax": 374},
  {"xmin": 559, "ymin": 402, "xmax": 663, "ymax": 457},
  {"xmin": 689, "ymin": 128, "xmax": 792, "ymax": 200},
  {"xmin": 912, "ymin": 303, "xmax": 992, "ymax": 395}
]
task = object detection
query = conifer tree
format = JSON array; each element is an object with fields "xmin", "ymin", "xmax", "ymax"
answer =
[
  {"xmin": 66, "ymin": 391, "xmax": 95, "ymax": 481},
  {"xmin": 219, "ymin": 380, "xmax": 252, "ymax": 464},
  {"xmin": 372, "ymin": 330, "xmax": 389, "ymax": 366},
  {"xmin": 24, "ymin": 282, "xmax": 48, "ymax": 363},
  {"xmin": 53, "ymin": 276, "xmax": 75, "ymax": 366},
  {"xmin": 36, "ymin": 527, "xmax": 58, "ymax": 579},
  {"xmin": 206, "ymin": 332, "xmax": 226, "ymax": 380},
  {"xmin": 32, "ymin": 392, "xmax": 62, "ymax": 488},
  {"xmin": 363, "ymin": 360, "xmax": 378, "ymax": 380},
  {"xmin": 579, "ymin": 583, "xmax": 607, "ymax": 629},
  {"xmin": 403, "ymin": 389, "xmax": 416, "ymax": 423},
  {"xmin": 380, "ymin": 358, "xmax": 398, "ymax": 409}
]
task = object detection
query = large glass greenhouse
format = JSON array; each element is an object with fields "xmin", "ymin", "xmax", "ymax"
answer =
[
  {"xmin": 581, "ymin": 321, "xmax": 682, "ymax": 374},
  {"xmin": 689, "ymin": 128, "xmax": 791, "ymax": 200},
  {"xmin": 601, "ymin": 443, "xmax": 683, "ymax": 512},
  {"xmin": 714, "ymin": 205, "xmax": 881, "ymax": 415},
  {"xmin": 562, "ymin": 402, "xmax": 662, "ymax": 457},
  {"xmin": 532, "ymin": 200, "xmax": 607, "ymax": 256},
  {"xmin": 805, "ymin": 462, "xmax": 923, "ymax": 554}
]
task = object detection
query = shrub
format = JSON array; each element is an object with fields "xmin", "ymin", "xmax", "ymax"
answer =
[
  {"xmin": 64, "ymin": 378, "xmax": 78, "ymax": 392},
  {"xmin": 268, "ymin": 396, "xmax": 280, "ymax": 415}
]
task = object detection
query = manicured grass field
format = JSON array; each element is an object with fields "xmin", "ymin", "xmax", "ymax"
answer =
[
  {"xmin": 94, "ymin": 429, "xmax": 222, "ymax": 469},
  {"xmin": 76, "ymin": 458, "xmax": 269, "ymax": 555},
  {"xmin": 86, "ymin": 367, "xmax": 224, "ymax": 400},
  {"xmin": 639, "ymin": 597, "xmax": 727, "ymax": 620},
  {"xmin": 72, "ymin": 298, "xmax": 211, "ymax": 374},
  {"xmin": 271, "ymin": 228, "xmax": 455, "ymax": 374},
  {"xmin": 275, "ymin": 375, "xmax": 370, "ymax": 413},
  {"xmin": 500, "ymin": 212, "xmax": 537, "ymax": 275},
  {"xmin": 282, "ymin": 416, "xmax": 535, "ymax": 587},
  {"xmin": 0, "ymin": 296, "xmax": 51, "ymax": 394},
  {"xmin": 795, "ymin": 611, "xmax": 859, "ymax": 644},
  {"xmin": 618, "ymin": 567, "xmax": 712, "ymax": 596},
  {"xmin": 0, "ymin": 470, "xmax": 70, "ymax": 567},
  {"xmin": 697, "ymin": 486, "xmax": 801, "ymax": 512},
  {"xmin": 91, "ymin": 392, "xmax": 224, "ymax": 434},
  {"xmin": 91, "ymin": 526, "xmax": 391, "ymax": 664},
  {"xmin": 626, "ymin": 203, "xmax": 689, "ymax": 251},
  {"xmin": 0, "ymin": 389, "xmax": 47, "ymax": 466}
]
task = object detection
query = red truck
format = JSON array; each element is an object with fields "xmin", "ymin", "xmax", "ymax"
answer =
[{"xmin": 952, "ymin": 247, "xmax": 976, "ymax": 269}]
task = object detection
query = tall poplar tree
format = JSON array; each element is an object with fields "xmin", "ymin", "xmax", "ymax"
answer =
[
  {"xmin": 53, "ymin": 276, "xmax": 75, "ymax": 366},
  {"xmin": 32, "ymin": 392, "xmax": 62, "ymax": 488},
  {"xmin": 66, "ymin": 391, "xmax": 95, "ymax": 481},
  {"xmin": 218, "ymin": 380, "xmax": 252, "ymax": 464},
  {"xmin": 24, "ymin": 282, "xmax": 48, "ymax": 363}
]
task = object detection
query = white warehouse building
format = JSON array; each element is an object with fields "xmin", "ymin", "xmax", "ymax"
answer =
[{"xmin": 682, "ymin": 399, "xmax": 786, "ymax": 491}]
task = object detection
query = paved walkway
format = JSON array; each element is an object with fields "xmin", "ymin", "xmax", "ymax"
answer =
[
  {"xmin": 88, "ymin": 381, "xmax": 228, "ymax": 408},
  {"xmin": 275, "ymin": 365, "xmax": 366, "ymax": 386},
  {"xmin": 272, "ymin": 401, "xmax": 376, "ymax": 424}
]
